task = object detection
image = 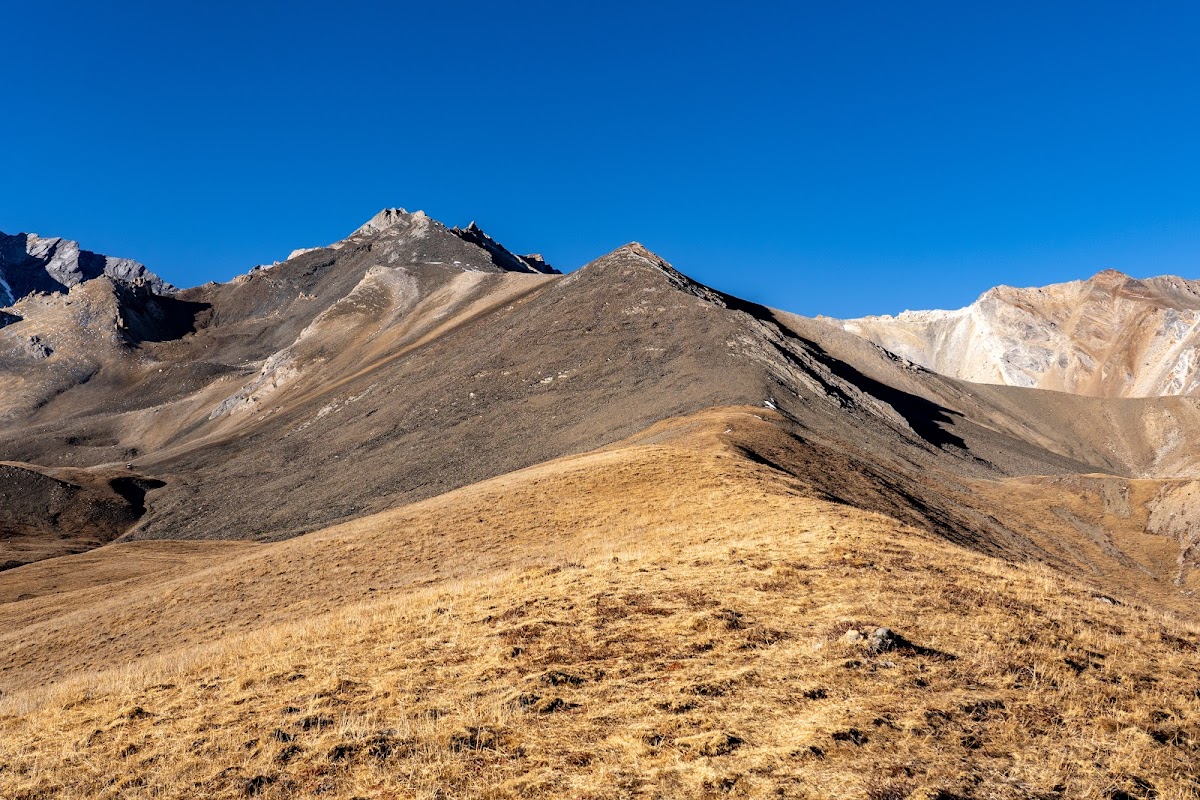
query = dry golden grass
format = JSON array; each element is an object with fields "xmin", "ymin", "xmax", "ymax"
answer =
[
  {"xmin": 1, "ymin": 412, "xmax": 790, "ymax": 691},
  {"xmin": 960, "ymin": 475, "xmax": 1200, "ymax": 611},
  {"xmin": 2, "ymin": 409, "xmax": 1199, "ymax": 799}
]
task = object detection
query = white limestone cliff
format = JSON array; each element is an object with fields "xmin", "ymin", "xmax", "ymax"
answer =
[{"xmin": 836, "ymin": 269, "xmax": 1200, "ymax": 397}]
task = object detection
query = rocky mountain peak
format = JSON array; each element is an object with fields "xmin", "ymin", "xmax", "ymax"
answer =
[
  {"xmin": 0, "ymin": 231, "xmax": 174, "ymax": 305},
  {"xmin": 574, "ymin": 243, "xmax": 665, "ymax": 275},
  {"xmin": 272, "ymin": 210, "xmax": 558, "ymax": 278},
  {"xmin": 1089, "ymin": 267, "xmax": 1130, "ymax": 282},
  {"xmin": 570, "ymin": 241, "xmax": 733, "ymax": 307},
  {"xmin": 1085, "ymin": 268, "xmax": 1143, "ymax": 292},
  {"xmin": 575, "ymin": 242, "xmax": 661, "ymax": 276},
  {"xmin": 349, "ymin": 208, "xmax": 427, "ymax": 238},
  {"xmin": 614, "ymin": 242, "xmax": 656, "ymax": 259}
]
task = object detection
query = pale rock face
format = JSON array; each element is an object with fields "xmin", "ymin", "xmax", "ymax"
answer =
[
  {"xmin": 350, "ymin": 208, "xmax": 423, "ymax": 238},
  {"xmin": 285, "ymin": 209, "xmax": 434, "ymax": 258},
  {"xmin": 836, "ymin": 270, "xmax": 1200, "ymax": 398},
  {"xmin": 0, "ymin": 231, "xmax": 174, "ymax": 304}
]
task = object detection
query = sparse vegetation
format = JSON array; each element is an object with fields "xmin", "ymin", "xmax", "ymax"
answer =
[{"xmin": 2, "ymin": 410, "xmax": 1198, "ymax": 799}]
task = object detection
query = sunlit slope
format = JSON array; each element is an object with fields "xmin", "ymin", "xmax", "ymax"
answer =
[
  {"xmin": 2, "ymin": 408, "xmax": 1199, "ymax": 799},
  {"xmin": 3, "ymin": 408, "xmax": 1196, "ymax": 693}
]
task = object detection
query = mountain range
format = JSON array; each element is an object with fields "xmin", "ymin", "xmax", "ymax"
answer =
[{"xmin": 1, "ymin": 210, "xmax": 1198, "ymax": 800}]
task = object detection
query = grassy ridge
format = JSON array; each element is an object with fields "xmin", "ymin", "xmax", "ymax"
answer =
[{"xmin": 2, "ymin": 410, "xmax": 1198, "ymax": 799}]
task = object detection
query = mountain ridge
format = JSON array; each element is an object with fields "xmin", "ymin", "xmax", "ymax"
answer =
[
  {"xmin": 2, "ymin": 214, "xmax": 1198, "ymax": 590},
  {"xmin": 835, "ymin": 268, "xmax": 1200, "ymax": 397}
]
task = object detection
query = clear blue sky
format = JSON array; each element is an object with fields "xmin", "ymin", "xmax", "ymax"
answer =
[{"xmin": 4, "ymin": 1, "xmax": 1198, "ymax": 316}]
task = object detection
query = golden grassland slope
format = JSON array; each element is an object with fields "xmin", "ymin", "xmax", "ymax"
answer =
[
  {"xmin": 2, "ymin": 410, "xmax": 794, "ymax": 690},
  {"xmin": 3, "ymin": 408, "xmax": 1195, "ymax": 693},
  {"xmin": 2, "ymin": 408, "xmax": 1199, "ymax": 799}
]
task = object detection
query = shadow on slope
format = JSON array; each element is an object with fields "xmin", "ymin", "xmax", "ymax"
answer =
[
  {"xmin": 706, "ymin": 283, "xmax": 968, "ymax": 451},
  {"xmin": 0, "ymin": 463, "xmax": 165, "ymax": 571}
]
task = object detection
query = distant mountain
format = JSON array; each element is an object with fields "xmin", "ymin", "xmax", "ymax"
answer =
[
  {"xmin": 835, "ymin": 269, "xmax": 1200, "ymax": 397},
  {"xmin": 0, "ymin": 231, "xmax": 174, "ymax": 304}
]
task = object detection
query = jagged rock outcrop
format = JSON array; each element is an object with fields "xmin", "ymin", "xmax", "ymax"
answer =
[
  {"xmin": 0, "ymin": 231, "xmax": 174, "ymax": 304},
  {"xmin": 449, "ymin": 221, "xmax": 559, "ymax": 274},
  {"xmin": 836, "ymin": 269, "xmax": 1200, "ymax": 397}
]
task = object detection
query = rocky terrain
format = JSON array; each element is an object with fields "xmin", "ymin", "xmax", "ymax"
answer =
[
  {"xmin": 836, "ymin": 269, "xmax": 1200, "ymax": 397},
  {"xmin": 0, "ymin": 231, "xmax": 173, "ymax": 305},
  {"xmin": 1, "ymin": 211, "xmax": 1198, "ymax": 799}
]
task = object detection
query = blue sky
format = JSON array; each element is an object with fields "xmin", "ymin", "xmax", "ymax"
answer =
[{"xmin": 3, "ymin": 1, "xmax": 1198, "ymax": 316}]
